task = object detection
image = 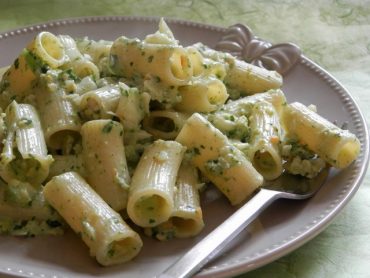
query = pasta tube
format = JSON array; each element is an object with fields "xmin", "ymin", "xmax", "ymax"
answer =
[
  {"xmin": 222, "ymin": 89, "xmax": 286, "ymax": 116},
  {"xmin": 175, "ymin": 77, "xmax": 229, "ymax": 113},
  {"xmin": 127, "ymin": 140, "xmax": 185, "ymax": 227},
  {"xmin": 282, "ymin": 102, "xmax": 361, "ymax": 168},
  {"xmin": 0, "ymin": 32, "xmax": 66, "ymax": 108},
  {"xmin": 0, "ymin": 101, "xmax": 53, "ymax": 184},
  {"xmin": 81, "ymin": 120, "xmax": 130, "ymax": 211},
  {"xmin": 44, "ymin": 172, "xmax": 143, "ymax": 266},
  {"xmin": 248, "ymin": 101, "xmax": 283, "ymax": 180},
  {"xmin": 27, "ymin": 31, "xmax": 66, "ymax": 68},
  {"xmin": 224, "ymin": 58, "xmax": 282, "ymax": 95},
  {"xmin": 142, "ymin": 110, "xmax": 189, "ymax": 140},
  {"xmin": 79, "ymin": 84, "xmax": 125, "ymax": 120},
  {"xmin": 36, "ymin": 81, "xmax": 81, "ymax": 151},
  {"xmin": 176, "ymin": 113, "xmax": 263, "ymax": 205},
  {"xmin": 193, "ymin": 43, "xmax": 282, "ymax": 94},
  {"xmin": 145, "ymin": 161, "xmax": 204, "ymax": 240},
  {"xmin": 110, "ymin": 36, "xmax": 192, "ymax": 86}
]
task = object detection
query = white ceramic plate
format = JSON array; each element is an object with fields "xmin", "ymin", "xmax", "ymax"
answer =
[{"xmin": 0, "ymin": 16, "xmax": 368, "ymax": 278}]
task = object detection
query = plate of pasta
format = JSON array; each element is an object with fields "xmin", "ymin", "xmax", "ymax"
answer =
[{"xmin": 0, "ymin": 16, "xmax": 368, "ymax": 278}]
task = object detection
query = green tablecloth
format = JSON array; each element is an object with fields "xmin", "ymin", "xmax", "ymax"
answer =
[{"xmin": 0, "ymin": 0, "xmax": 369, "ymax": 277}]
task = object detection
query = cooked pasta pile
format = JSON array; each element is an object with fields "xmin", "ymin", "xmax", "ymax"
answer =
[{"xmin": 0, "ymin": 19, "xmax": 360, "ymax": 266}]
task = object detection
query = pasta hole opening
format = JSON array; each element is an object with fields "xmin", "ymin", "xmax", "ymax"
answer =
[
  {"xmin": 336, "ymin": 141, "xmax": 360, "ymax": 168},
  {"xmin": 36, "ymin": 32, "xmax": 65, "ymax": 67},
  {"xmin": 150, "ymin": 116, "xmax": 176, "ymax": 133},
  {"xmin": 170, "ymin": 51, "xmax": 191, "ymax": 80},
  {"xmin": 187, "ymin": 49, "xmax": 203, "ymax": 76},
  {"xmin": 134, "ymin": 194, "xmax": 170, "ymax": 226},
  {"xmin": 253, "ymin": 150, "xmax": 276, "ymax": 173},
  {"xmin": 8, "ymin": 155, "xmax": 42, "ymax": 183},
  {"xmin": 210, "ymin": 64, "xmax": 227, "ymax": 80},
  {"xmin": 48, "ymin": 130, "xmax": 81, "ymax": 152},
  {"xmin": 105, "ymin": 237, "xmax": 139, "ymax": 262},
  {"xmin": 72, "ymin": 60, "xmax": 99, "ymax": 79},
  {"xmin": 171, "ymin": 216, "xmax": 198, "ymax": 234}
]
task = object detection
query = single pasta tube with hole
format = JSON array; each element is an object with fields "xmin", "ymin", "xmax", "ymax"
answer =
[
  {"xmin": 282, "ymin": 102, "xmax": 361, "ymax": 168},
  {"xmin": 248, "ymin": 101, "xmax": 283, "ymax": 180},
  {"xmin": 79, "ymin": 84, "xmax": 127, "ymax": 120},
  {"xmin": 0, "ymin": 101, "xmax": 53, "ymax": 185},
  {"xmin": 176, "ymin": 113, "xmax": 263, "ymax": 205},
  {"xmin": 36, "ymin": 84, "xmax": 81, "ymax": 152},
  {"xmin": 27, "ymin": 31, "xmax": 66, "ymax": 68},
  {"xmin": 142, "ymin": 110, "xmax": 189, "ymax": 140},
  {"xmin": 127, "ymin": 140, "xmax": 185, "ymax": 227},
  {"xmin": 81, "ymin": 120, "xmax": 130, "ymax": 212},
  {"xmin": 225, "ymin": 58, "xmax": 282, "ymax": 95},
  {"xmin": 144, "ymin": 161, "xmax": 204, "ymax": 240},
  {"xmin": 110, "ymin": 36, "xmax": 192, "ymax": 86},
  {"xmin": 43, "ymin": 172, "xmax": 143, "ymax": 266},
  {"xmin": 175, "ymin": 77, "xmax": 229, "ymax": 113},
  {"xmin": 0, "ymin": 32, "xmax": 66, "ymax": 108}
]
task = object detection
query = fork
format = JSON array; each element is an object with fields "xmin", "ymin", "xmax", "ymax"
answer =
[{"xmin": 156, "ymin": 168, "xmax": 330, "ymax": 278}]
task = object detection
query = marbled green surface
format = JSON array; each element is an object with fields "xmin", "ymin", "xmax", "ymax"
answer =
[{"xmin": 0, "ymin": 1, "xmax": 369, "ymax": 277}]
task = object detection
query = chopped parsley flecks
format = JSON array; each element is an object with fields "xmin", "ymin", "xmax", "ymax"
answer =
[{"xmin": 102, "ymin": 120, "xmax": 115, "ymax": 133}]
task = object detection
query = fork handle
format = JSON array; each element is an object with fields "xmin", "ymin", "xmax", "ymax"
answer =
[{"xmin": 156, "ymin": 189, "xmax": 282, "ymax": 278}]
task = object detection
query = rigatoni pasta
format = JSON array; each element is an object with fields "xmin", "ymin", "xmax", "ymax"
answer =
[
  {"xmin": 248, "ymin": 101, "xmax": 283, "ymax": 180},
  {"xmin": 0, "ymin": 101, "xmax": 53, "ymax": 185},
  {"xmin": 282, "ymin": 102, "xmax": 361, "ymax": 168},
  {"xmin": 224, "ymin": 58, "xmax": 283, "ymax": 95},
  {"xmin": 35, "ymin": 78, "xmax": 81, "ymax": 151},
  {"xmin": 127, "ymin": 139, "xmax": 185, "ymax": 227},
  {"xmin": 0, "ymin": 18, "xmax": 361, "ymax": 268},
  {"xmin": 176, "ymin": 113, "xmax": 264, "ymax": 205},
  {"xmin": 175, "ymin": 77, "xmax": 229, "ymax": 113},
  {"xmin": 142, "ymin": 110, "xmax": 189, "ymax": 140},
  {"xmin": 81, "ymin": 120, "xmax": 130, "ymax": 211},
  {"xmin": 0, "ymin": 32, "xmax": 66, "ymax": 109},
  {"xmin": 44, "ymin": 172, "xmax": 142, "ymax": 266},
  {"xmin": 144, "ymin": 160, "xmax": 204, "ymax": 240},
  {"xmin": 110, "ymin": 37, "xmax": 192, "ymax": 86},
  {"xmin": 79, "ymin": 84, "xmax": 124, "ymax": 120}
]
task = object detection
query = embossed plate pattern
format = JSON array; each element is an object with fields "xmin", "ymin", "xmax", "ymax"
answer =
[{"xmin": 0, "ymin": 16, "xmax": 368, "ymax": 278}]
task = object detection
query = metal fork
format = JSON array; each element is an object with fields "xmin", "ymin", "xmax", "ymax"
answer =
[{"xmin": 156, "ymin": 168, "xmax": 330, "ymax": 278}]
